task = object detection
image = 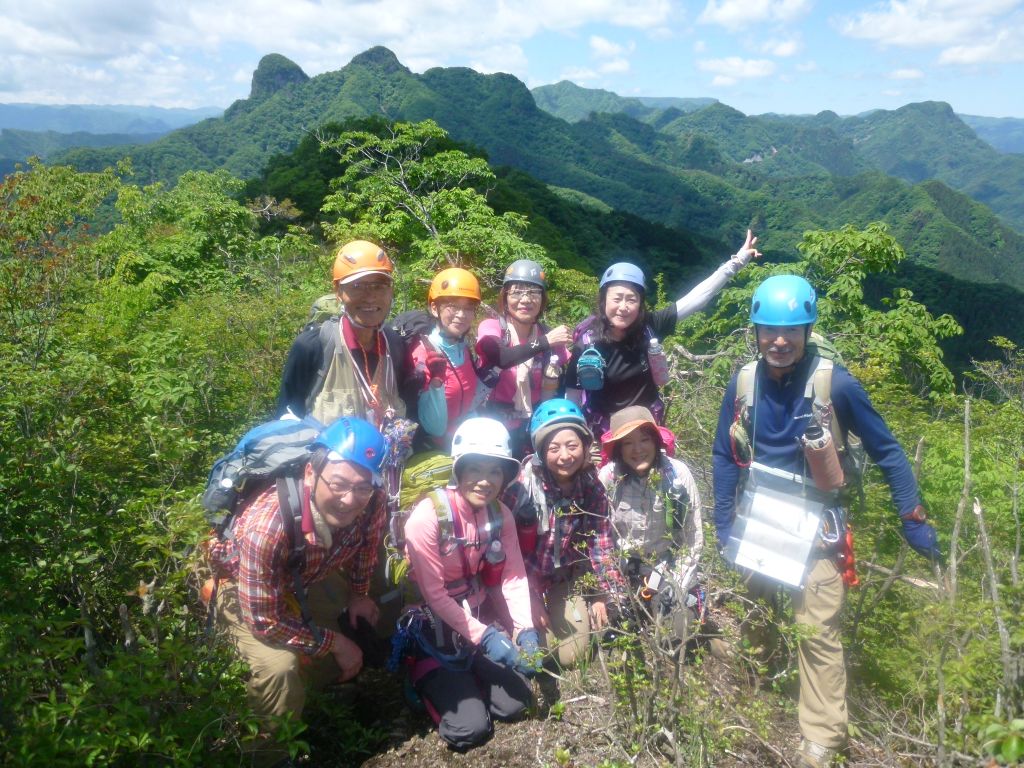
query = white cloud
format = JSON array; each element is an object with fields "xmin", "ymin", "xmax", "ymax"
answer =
[
  {"xmin": 838, "ymin": 0, "xmax": 1024, "ymax": 65},
  {"xmin": 762, "ymin": 38, "xmax": 800, "ymax": 57},
  {"xmin": 600, "ymin": 58, "xmax": 631, "ymax": 74},
  {"xmin": 698, "ymin": 56, "xmax": 776, "ymax": 87},
  {"xmin": 693, "ymin": 40, "xmax": 708, "ymax": 53},
  {"xmin": 699, "ymin": 0, "xmax": 812, "ymax": 30},
  {"xmin": 558, "ymin": 65, "xmax": 599, "ymax": 82},
  {"xmin": 590, "ymin": 35, "xmax": 626, "ymax": 59},
  {"xmin": 587, "ymin": 35, "xmax": 634, "ymax": 75},
  {"xmin": 889, "ymin": 68, "xmax": 924, "ymax": 79},
  {"xmin": 796, "ymin": 60, "xmax": 818, "ymax": 72},
  {"xmin": 0, "ymin": 0, "xmax": 674, "ymax": 105}
]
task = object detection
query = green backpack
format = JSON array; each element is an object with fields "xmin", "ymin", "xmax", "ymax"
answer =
[{"xmin": 384, "ymin": 451, "xmax": 456, "ymax": 587}]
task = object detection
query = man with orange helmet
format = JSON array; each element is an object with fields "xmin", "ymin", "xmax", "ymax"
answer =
[
  {"xmin": 276, "ymin": 240, "xmax": 413, "ymax": 428},
  {"xmin": 409, "ymin": 267, "xmax": 491, "ymax": 449}
]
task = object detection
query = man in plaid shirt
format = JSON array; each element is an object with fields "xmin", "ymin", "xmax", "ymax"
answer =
[{"xmin": 208, "ymin": 417, "xmax": 388, "ymax": 762}]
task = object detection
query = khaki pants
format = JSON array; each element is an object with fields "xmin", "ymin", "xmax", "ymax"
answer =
[
  {"xmin": 745, "ymin": 557, "xmax": 847, "ymax": 749},
  {"xmin": 540, "ymin": 577, "xmax": 593, "ymax": 668},
  {"xmin": 217, "ymin": 572, "xmax": 354, "ymax": 742}
]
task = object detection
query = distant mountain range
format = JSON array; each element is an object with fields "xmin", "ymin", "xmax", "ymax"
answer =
[
  {"xmin": 13, "ymin": 46, "xmax": 1024, "ymax": 363},
  {"xmin": 0, "ymin": 103, "xmax": 222, "ymax": 134},
  {"xmin": 0, "ymin": 103, "xmax": 223, "ymax": 174}
]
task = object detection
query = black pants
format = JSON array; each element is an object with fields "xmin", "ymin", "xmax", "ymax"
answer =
[{"xmin": 417, "ymin": 654, "xmax": 532, "ymax": 750}]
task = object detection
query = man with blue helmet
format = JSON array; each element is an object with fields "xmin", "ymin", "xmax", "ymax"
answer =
[
  {"xmin": 208, "ymin": 416, "xmax": 389, "ymax": 763},
  {"xmin": 712, "ymin": 275, "xmax": 942, "ymax": 767}
]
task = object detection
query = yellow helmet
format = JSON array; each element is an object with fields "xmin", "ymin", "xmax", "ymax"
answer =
[
  {"xmin": 332, "ymin": 240, "xmax": 394, "ymax": 286},
  {"xmin": 428, "ymin": 267, "xmax": 481, "ymax": 303}
]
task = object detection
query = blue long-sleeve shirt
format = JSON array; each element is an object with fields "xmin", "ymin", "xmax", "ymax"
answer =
[{"xmin": 711, "ymin": 354, "xmax": 920, "ymax": 544}]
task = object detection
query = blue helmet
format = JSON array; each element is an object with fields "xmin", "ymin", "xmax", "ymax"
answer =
[
  {"xmin": 529, "ymin": 398, "xmax": 592, "ymax": 451},
  {"xmin": 311, "ymin": 416, "xmax": 387, "ymax": 486},
  {"xmin": 750, "ymin": 275, "xmax": 817, "ymax": 326},
  {"xmin": 599, "ymin": 262, "xmax": 645, "ymax": 291}
]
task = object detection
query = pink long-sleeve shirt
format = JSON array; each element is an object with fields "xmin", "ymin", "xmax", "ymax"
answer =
[{"xmin": 404, "ymin": 487, "xmax": 533, "ymax": 645}]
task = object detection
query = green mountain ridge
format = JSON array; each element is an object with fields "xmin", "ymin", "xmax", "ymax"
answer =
[
  {"xmin": 50, "ymin": 47, "xmax": 1024, "ymax": 350},
  {"xmin": 531, "ymin": 80, "xmax": 715, "ymax": 123}
]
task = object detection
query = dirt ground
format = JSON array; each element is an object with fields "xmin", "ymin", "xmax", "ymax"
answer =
[{"xmin": 295, "ymin": 601, "xmax": 931, "ymax": 768}]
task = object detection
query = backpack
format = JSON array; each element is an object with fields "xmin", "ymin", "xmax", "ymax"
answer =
[
  {"xmin": 307, "ymin": 293, "xmax": 343, "ymax": 327},
  {"xmin": 730, "ymin": 332, "xmax": 866, "ymax": 493},
  {"xmin": 202, "ymin": 415, "xmax": 325, "ymax": 640},
  {"xmin": 391, "ymin": 309, "xmax": 435, "ymax": 341}
]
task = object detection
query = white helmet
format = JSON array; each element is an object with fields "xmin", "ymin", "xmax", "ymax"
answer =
[{"xmin": 451, "ymin": 417, "xmax": 520, "ymax": 485}]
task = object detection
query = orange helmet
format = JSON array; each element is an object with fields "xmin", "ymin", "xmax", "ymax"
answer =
[
  {"xmin": 332, "ymin": 240, "xmax": 394, "ymax": 286},
  {"xmin": 428, "ymin": 267, "xmax": 481, "ymax": 303}
]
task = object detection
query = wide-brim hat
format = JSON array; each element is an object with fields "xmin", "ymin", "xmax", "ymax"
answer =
[{"xmin": 602, "ymin": 406, "xmax": 661, "ymax": 445}]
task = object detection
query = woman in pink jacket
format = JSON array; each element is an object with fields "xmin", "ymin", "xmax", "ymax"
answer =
[{"xmin": 403, "ymin": 417, "xmax": 539, "ymax": 750}]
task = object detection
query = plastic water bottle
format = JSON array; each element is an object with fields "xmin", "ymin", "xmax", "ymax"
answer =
[
  {"xmin": 648, "ymin": 337, "xmax": 670, "ymax": 387},
  {"xmin": 541, "ymin": 354, "xmax": 561, "ymax": 401},
  {"xmin": 480, "ymin": 539, "xmax": 506, "ymax": 587}
]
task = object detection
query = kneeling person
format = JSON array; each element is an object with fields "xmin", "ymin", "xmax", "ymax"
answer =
[
  {"xmin": 207, "ymin": 417, "xmax": 388, "ymax": 760},
  {"xmin": 403, "ymin": 417, "xmax": 538, "ymax": 751}
]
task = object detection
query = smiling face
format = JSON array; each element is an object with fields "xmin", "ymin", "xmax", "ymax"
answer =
[
  {"xmin": 337, "ymin": 276, "xmax": 393, "ymax": 329},
  {"xmin": 306, "ymin": 459, "xmax": 376, "ymax": 529},
  {"xmin": 618, "ymin": 427, "xmax": 660, "ymax": 476},
  {"xmin": 543, "ymin": 427, "xmax": 587, "ymax": 486},
  {"xmin": 504, "ymin": 282, "xmax": 544, "ymax": 325},
  {"xmin": 756, "ymin": 324, "xmax": 808, "ymax": 378},
  {"xmin": 455, "ymin": 457, "xmax": 506, "ymax": 509},
  {"xmin": 602, "ymin": 283, "xmax": 642, "ymax": 337},
  {"xmin": 430, "ymin": 297, "xmax": 478, "ymax": 338}
]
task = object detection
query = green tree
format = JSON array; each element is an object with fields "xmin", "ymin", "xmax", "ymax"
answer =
[{"xmin": 319, "ymin": 119, "xmax": 547, "ymax": 302}]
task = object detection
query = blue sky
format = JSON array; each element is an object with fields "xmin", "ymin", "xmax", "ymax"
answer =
[{"xmin": 1, "ymin": 0, "xmax": 1022, "ymax": 117}]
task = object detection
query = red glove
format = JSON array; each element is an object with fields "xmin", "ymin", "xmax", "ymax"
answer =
[{"xmin": 424, "ymin": 349, "xmax": 447, "ymax": 381}]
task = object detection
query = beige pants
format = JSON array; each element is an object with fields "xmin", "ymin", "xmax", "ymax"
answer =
[
  {"xmin": 745, "ymin": 557, "xmax": 847, "ymax": 749},
  {"xmin": 217, "ymin": 571, "xmax": 353, "ymax": 735},
  {"xmin": 540, "ymin": 577, "xmax": 593, "ymax": 669}
]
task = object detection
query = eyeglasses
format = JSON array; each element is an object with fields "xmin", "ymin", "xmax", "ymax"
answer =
[
  {"xmin": 440, "ymin": 303, "xmax": 478, "ymax": 316},
  {"xmin": 322, "ymin": 478, "xmax": 377, "ymax": 498},
  {"xmin": 345, "ymin": 280, "xmax": 392, "ymax": 295},
  {"xmin": 508, "ymin": 288, "xmax": 543, "ymax": 301}
]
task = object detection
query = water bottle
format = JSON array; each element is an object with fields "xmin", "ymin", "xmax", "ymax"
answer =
[
  {"xmin": 801, "ymin": 422, "xmax": 844, "ymax": 491},
  {"xmin": 647, "ymin": 337, "xmax": 670, "ymax": 387},
  {"xmin": 541, "ymin": 354, "xmax": 561, "ymax": 401},
  {"xmin": 480, "ymin": 539, "xmax": 506, "ymax": 587}
]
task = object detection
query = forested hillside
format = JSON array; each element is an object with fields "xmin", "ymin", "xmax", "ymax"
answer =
[
  {"xmin": 3, "ymin": 122, "xmax": 1024, "ymax": 764},
  {"xmin": 51, "ymin": 47, "xmax": 1024, "ymax": 367},
  {"xmin": 960, "ymin": 114, "xmax": 1024, "ymax": 154}
]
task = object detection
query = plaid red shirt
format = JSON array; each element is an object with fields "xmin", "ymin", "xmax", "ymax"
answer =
[
  {"xmin": 208, "ymin": 480, "xmax": 386, "ymax": 657},
  {"xmin": 501, "ymin": 462, "xmax": 623, "ymax": 596}
]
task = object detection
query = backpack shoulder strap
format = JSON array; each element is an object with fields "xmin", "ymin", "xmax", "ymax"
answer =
[
  {"xmin": 430, "ymin": 487, "xmax": 457, "ymax": 547},
  {"xmin": 807, "ymin": 356, "xmax": 845, "ymax": 448},
  {"xmin": 736, "ymin": 360, "xmax": 758, "ymax": 408},
  {"xmin": 304, "ymin": 318, "xmax": 340, "ymax": 414},
  {"xmin": 276, "ymin": 475, "xmax": 322, "ymax": 645}
]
